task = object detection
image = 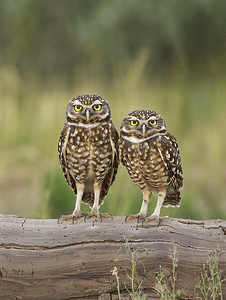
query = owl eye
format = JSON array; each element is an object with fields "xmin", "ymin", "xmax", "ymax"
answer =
[
  {"xmin": 130, "ymin": 120, "xmax": 139, "ymax": 126},
  {"xmin": 93, "ymin": 104, "xmax": 102, "ymax": 111},
  {"xmin": 74, "ymin": 105, "xmax": 83, "ymax": 112},
  {"xmin": 149, "ymin": 120, "xmax": 157, "ymax": 126}
]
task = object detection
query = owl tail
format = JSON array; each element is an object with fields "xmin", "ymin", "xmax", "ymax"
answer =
[
  {"xmin": 82, "ymin": 192, "xmax": 104, "ymax": 208},
  {"xmin": 163, "ymin": 189, "xmax": 181, "ymax": 208}
]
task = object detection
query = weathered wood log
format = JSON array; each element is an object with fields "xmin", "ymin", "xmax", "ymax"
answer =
[{"xmin": 0, "ymin": 214, "xmax": 226, "ymax": 299}]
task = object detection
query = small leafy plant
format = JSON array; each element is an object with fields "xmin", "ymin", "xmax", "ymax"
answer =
[
  {"xmin": 155, "ymin": 244, "xmax": 184, "ymax": 299},
  {"xmin": 195, "ymin": 249, "xmax": 225, "ymax": 300},
  {"xmin": 111, "ymin": 235, "xmax": 147, "ymax": 300}
]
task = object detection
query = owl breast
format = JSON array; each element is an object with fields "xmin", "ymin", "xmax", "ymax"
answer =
[
  {"xmin": 120, "ymin": 136, "xmax": 169, "ymax": 192},
  {"xmin": 65, "ymin": 124, "xmax": 113, "ymax": 187}
]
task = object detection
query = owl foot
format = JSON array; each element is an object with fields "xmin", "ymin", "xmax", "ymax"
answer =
[
  {"xmin": 57, "ymin": 213, "xmax": 84, "ymax": 224},
  {"xmin": 125, "ymin": 213, "xmax": 150, "ymax": 224},
  {"xmin": 84, "ymin": 212, "xmax": 113, "ymax": 223},
  {"xmin": 142, "ymin": 215, "xmax": 162, "ymax": 226},
  {"xmin": 101, "ymin": 213, "xmax": 113, "ymax": 220}
]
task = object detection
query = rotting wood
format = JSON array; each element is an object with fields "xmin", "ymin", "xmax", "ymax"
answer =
[{"xmin": 0, "ymin": 214, "xmax": 226, "ymax": 300}]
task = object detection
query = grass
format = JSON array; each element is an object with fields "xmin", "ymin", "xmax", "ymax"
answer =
[{"xmin": 1, "ymin": 57, "xmax": 226, "ymax": 220}]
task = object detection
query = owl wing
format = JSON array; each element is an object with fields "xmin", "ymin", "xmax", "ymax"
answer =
[
  {"xmin": 58, "ymin": 124, "xmax": 77, "ymax": 194},
  {"xmin": 161, "ymin": 132, "xmax": 184, "ymax": 191},
  {"xmin": 102, "ymin": 123, "xmax": 119, "ymax": 197},
  {"xmin": 118, "ymin": 137, "xmax": 127, "ymax": 166}
]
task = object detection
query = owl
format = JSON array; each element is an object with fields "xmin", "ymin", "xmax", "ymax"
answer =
[
  {"xmin": 119, "ymin": 110, "xmax": 183, "ymax": 224},
  {"xmin": 58, "ymin": 94, "xmax": 119, "ymax": 223}
]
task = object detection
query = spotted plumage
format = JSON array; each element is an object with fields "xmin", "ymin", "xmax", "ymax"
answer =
[
  {"xmin": 119, "ymin": 110, "xmax": 183, "ymax": 223},
  {"xmin": 58, "ymin": 94, "xmax": 119, "ymax": 223}
]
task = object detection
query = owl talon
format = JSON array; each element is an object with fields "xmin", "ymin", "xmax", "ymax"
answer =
[
  {"xmin": 125, "ymin": 215, "xmax": 129, "ymax": 223},
  {"xmin": 72, "ymin": 213, "xmax": 84, "ymax": 224},
  {"xmin": 137, "ymin": 213, "xmax": 150, "ymax": 223},
  {"xmin": 125, "ymin": 214, "xmax": 139, "ymax": 223},
  {"xmin": 101, "ymin": 213, "xmax": 113, "ymax": 220},
  {"xmin": 125, "ymin": 214, "xmax": 138, "ymax": 223},
  {"xmin": 57, "ymin": 214, "xmax": 73, "ymax": 224},
  {"xmin": 57, "ymin": 213, "xmax": 84, "ymax": 224},
  {"xmin": 57, "ymin": 215, "xmax": 65, "ymax": 224},
  {"xmin": 142, "ymin": 215, "xmax": 162, "ymax": 226},
  {"xmin": 57, "ymin": 213, "xmax": 84, "ymax": 225},
  {"xmin": 84, "ymin": 212, "xmax": 103, "ymax": 223},
  {"xmin": 99, "ymin": 213, "xmax": 103, "ymax": 223},
  {"xmin": 125, "ymin": 214, "xmax": 149, "ymax": 223}
]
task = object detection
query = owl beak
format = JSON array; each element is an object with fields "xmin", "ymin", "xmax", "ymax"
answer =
[
  {"xmin": 85, "ymin": 109, "xmax": 90, "ymax": 121},
  {"xmin": 142, "ymin": 124, "xmax": 146, "ymax": 136}
]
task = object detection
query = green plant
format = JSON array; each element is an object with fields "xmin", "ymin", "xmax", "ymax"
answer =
[
  {"xmin": 111, "ymin": 235, "xmax": 147, "ymax": 300},
  {"xmin": 111, "ymin": 266, "xmax": 122, "ymax": 300},
  {"xmin": 112, "ymin": 239, "xmax": 225, "ymax": 300},
  {"xmin": 196, "ymin": 249, "xmax": 225, "ymax": 300},
  {"xmin": 154, "ymin": 244, "xmax": 184, "ymax": 300}
]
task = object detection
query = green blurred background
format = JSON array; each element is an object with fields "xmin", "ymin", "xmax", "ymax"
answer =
[{"xmin": 1, "ymin": 0, "xmax": 226, "ymax": 220}]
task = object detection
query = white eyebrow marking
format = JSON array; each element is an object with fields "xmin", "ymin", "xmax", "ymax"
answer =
[
  {"xmin": 72, "ymin": 100, "xmax": 84, "ymax": 105},
  {"xmin": 92, "ymin": 100, "xmax": 103, "ymax": 105},
  {"xmin": 128, "ymin": 116, "xmax": 139, "ymax": 121},
  {"xmin": 148, "ymin": 116, "xmax": 158, "ymax": 121},
  {"xmin": 70, "ymin": 99, "xmax": 104, "ymax": 108}
]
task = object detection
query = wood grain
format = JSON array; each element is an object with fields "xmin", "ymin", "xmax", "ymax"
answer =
[{"xmin": 0, "ymin": 214, "xmax": 226, "ymax": 299}]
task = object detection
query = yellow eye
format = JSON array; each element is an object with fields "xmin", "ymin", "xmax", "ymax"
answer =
[
  {"xmin": 93, "ymin": 104, "xmax": 102, "ymax": 111},
  {"xmin": 149, "ymin": 120, "xmax": 157, "ymax": 126},
  {"xmin": 74, "ymin": 105, "xmax": 83, "ymax": 112},
  {"xmin": 130, "ymin": 120, "xmax": 139, "ymax": 126}
]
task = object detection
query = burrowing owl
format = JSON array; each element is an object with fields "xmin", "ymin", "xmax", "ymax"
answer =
[
  {"xmin": 119, "ymin": 110, "xmax": 183, "ymax": 224},
  {"xmin": 58, "ymin": 94, "xmax": 119, "ymax": 223}
]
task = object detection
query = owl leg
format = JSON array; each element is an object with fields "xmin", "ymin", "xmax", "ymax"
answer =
[
  {"xmin": 143, "ymin": 190, "xmax": 166, "ymax": 225},
  {"xmin": 84, "ymin": 181, "xmax": 112, "ymax": 222},
  {"xmin": 125, "ymin": 189, "xmax": 151, "ymax": 223},
  {"xmin": 57, "ymin": 182, "xmax": 85, "ymax": 224}
]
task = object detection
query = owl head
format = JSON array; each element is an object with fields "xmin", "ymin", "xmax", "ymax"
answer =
[
  {"xmin": 65, "ymin": 94, "xmax": 111, "ymax": 125},
  {"xmin": 120, "ymin": 110, "xmax": 167, "ymax": 142}
]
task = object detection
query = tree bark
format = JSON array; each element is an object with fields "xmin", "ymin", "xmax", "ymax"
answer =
[{"xmin": 0, "ymin": 214, "xmax": 226, "ymax": 299}]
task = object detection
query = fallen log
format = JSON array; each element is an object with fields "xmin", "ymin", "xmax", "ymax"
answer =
[{"xmin": 0, "ymin": 214, "xmax": 226, "ymax": 299}]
